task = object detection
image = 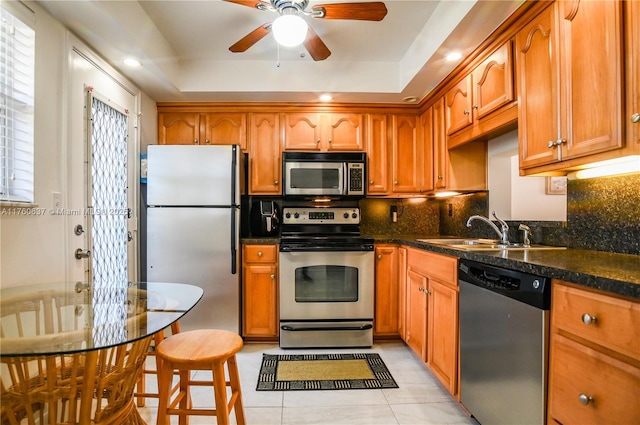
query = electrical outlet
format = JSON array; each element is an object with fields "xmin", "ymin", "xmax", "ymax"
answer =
[
  {"xmin": 448, "ymin": 203, "xmax": 453, "ymax": 217},
  {"xmin": 52, "ymin": 192, "xmax": 62, "ymax": 209},
  {"xmin": 390, "ymin": 205, "xmax": 398, "ymax": 223}
]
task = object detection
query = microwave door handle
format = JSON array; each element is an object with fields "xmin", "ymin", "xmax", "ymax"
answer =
[{"xmin": 342, "ymin": 163, "xmax": 348, "ymax": 195}]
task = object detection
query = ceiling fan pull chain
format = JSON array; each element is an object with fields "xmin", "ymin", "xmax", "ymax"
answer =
[{"xmin": 276, "ymin": 42, "xmax": 280, "ymax": 68}]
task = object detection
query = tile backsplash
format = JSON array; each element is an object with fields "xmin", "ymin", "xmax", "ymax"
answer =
[{"xmin": 359, "ymin": 172, "xmax": 640, "ymax": 255}]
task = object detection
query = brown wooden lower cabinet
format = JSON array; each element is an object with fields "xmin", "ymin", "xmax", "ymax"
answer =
[
  {"xmin": 547, "ymin": 281, "xmax": 640, "ymax": 424},
  {"xmin": 373, "ymin": 244, "xmax": 400, "ymax": 337},
  {"xmin": 401, "ymin": 247, "xmax": 459, "ymax": 397},
  {"xmin": 242, "ymin": 244, "xmax": 278, "ymax": 340}
]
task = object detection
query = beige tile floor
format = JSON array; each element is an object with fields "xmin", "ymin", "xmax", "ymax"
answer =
[{"xmin": 137, "ymin": 341, "xmax": 478, "ymax": 425}]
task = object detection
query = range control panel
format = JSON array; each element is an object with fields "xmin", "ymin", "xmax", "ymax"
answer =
[{"xmin": 282, "ymin": 207, "xmax": 360, "ymax": 225}]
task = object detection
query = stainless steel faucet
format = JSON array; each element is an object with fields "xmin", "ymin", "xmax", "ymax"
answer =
[{"xmin": 466, "ymin": 211, "xmax": 510, "ymax": 245}]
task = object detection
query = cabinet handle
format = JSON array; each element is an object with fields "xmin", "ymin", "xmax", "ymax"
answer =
[
  {"xmin": 578, "ymin": 394, "xmax": 594, "ymax": 406},
  {"xmin": 437, "ymin": 175, "xmax": 443, "ymax": 180},
  {"xmin": 369, "ymin": 180, "xmax": 374, "ymax": 185},
  {"xmin": 581, "ymin": 313, "xmax": 597, "ymax": 325},
  {"xmin": 274, "ymin": 180, "xmax": 279, "ymax": 185},
  {"xmin": 257, "ymin": 251, "xmax": 263, "ymax": 257},
  {"xmin": 205, "ymin": 138, "xmax": 210, "ymax": 144},
  {"xmin": 270, "ymin": 274, "xmax": 275, "ymax": 279},
  {"xmin": 472, "ymin": 105, "xmax": 478, "ymax": 109},
  {"xmin": 328, "ymin": 139, "xmax": 332, "ymax": 144},
  {"xmin": 418, "ymin": 287, "xmax": 424, "ymax": 292},
  {"xmin": 547, "ymin": 140, "xmax": 556, "ymax": 149},
  {"xmin": 193, "ymin": 139, "xmax": 198, "ymax": 144},
  {"xmin": 394, "ymin": 180, "xmax": 398, "ymax": 185},
  {"xmin": 547, "ymin": 139, "xmax": 566, "ymax": 148},
  {"xmin": 463, "ymin": 109, "xmax": 470, "ymax": 115},
  {"xmin": 316, "ymin": 139, "xmax": 321, "ymax": 144},
  {"xmin": 631, "ymin": 113, "xmax": 640, "ymax": 124},
  {"xmin": 377, "ymin": 254, "xmax": 382, "ymax": 259}
]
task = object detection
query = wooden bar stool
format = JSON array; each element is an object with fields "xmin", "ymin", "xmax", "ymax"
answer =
[
  {"xmin": 155, "ymin": 329, "xmax": 245, "ymax": 425},
  {"xmin": 134, "ymin": 321, "xmax": 181, "ymax": 407}
]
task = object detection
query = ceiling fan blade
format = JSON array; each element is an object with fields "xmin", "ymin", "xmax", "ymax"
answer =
[
  {"xmin": 312, "ymin": 2, "xmax": 388, "ymax": 21},
  {"xmin": 229, "ymin": 23, "xmax": 272, "ymax": 52},
  {"xmin": 223, "ymin": 0, "xmax": 271, "ymax": 10},
  {"xmin": 303, "ymin": 26, "xmax": 331, "ymax": 61}
]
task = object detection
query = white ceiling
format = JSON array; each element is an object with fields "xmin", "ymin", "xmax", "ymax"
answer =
[{"xmin": 36, "ymin": 0, "xmax": 523, "ymax": 104}]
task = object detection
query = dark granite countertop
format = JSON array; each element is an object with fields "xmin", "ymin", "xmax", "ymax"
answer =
[
  {"xmin": 240, "ymin": 235, "xmax": 640, "ymax": 299},
  {"xmin": 372, "ymin": 235, "xmax": 640, "ymax": 300},
  {"xmin": 241, "ymin": 237, "xmax": 280, "ymax": 245}
]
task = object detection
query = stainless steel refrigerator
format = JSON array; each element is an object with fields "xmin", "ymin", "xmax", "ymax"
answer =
[{"xmin": 146, "ymin": 145, "xmax": 242, "ymax": 332}]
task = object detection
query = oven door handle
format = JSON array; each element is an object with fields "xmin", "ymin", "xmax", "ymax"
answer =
[{"xmin": 281, "ymin": 324, "xmax": 373, "ymax": 332}]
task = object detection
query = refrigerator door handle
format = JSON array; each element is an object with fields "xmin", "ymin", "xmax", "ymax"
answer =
[
  {"xmin": 231, "ymin": 145, "xmax": 237, "ymax": 205},
  {"xmin": 230, "ymin": 207, "xmax": 237, "ymax": 275}
]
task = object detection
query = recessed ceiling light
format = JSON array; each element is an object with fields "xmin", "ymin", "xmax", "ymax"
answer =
[
  {"xmin": 123, "ymin": 57, "xmax": 141, "ymax": 67},
  {"xmin": 319, "ymin": 94, "xmax": 332, "ymax": 102},
  {"xmin": 445, "ymin": 52, "xmax": 462, "ymax": 62},
  {"xmin": 403, "ymin": 96, "xmax": 418, "ymax": 103}
]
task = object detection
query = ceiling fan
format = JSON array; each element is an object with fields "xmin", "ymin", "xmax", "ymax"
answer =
[{"xmin": 225, "ymin": 0, "xmax": 388, "ymax": 61}]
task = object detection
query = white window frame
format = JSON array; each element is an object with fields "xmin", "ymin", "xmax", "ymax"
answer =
[{"xmin": 0, "ymin": 2, "xmax": 35, "ymax": 204}]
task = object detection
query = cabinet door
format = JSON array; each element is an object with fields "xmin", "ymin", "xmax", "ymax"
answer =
[
  {"xmin": 473, "ymin": 40, "xmax": 515, "ymax": 120},
  {"xmin": 366, "ymin": 114, "xmax": 390, "ymax": 194},
  {"xmin": 325, "ymin": 113, "xmax": 364, "ymax": 151},
  {"xmin": 548, "ymin": 333, "xmax": 640, "ymax": 425},
  {"xmin": 391, "ymin": 115, "xmax": 421, "ymax": 193},
  {"xmin": 158, "ymin": 112, "xmax": 200, "ymax": 145},
  {"xmin": 201, "ymin": 113, "xmax": 247, "ymax": 150},
  {"xmin": 283, "ymin": 113, "xmax": 322, "ymax": 150},
  {"xmin": 419, "ymin": 108, "xmax": 435, "ymax": 192},
  {"xmin": 374, "ymin": 245, "xmax": 398, "ymax": 336},
  {"xmin": 445, "ymin": 75, "xmax": 473, "ymax": 135},
  {"xmin": 517, "ymin": 4, "xmax": 560, "ymax": 169},
  {"xmin": 406, "ymin": 268, "xmax": 427, "ymax": 361},
  {"xmin": 242, "ymin": 264, "xmax": 278, "ymax": 337},
  {"xmin": 432, "ymin": 98, "xmax": 448, "ymax": 189},
  {"xmin": 626, "ymin": 0, "xmax": 640, "ymax": 148},
  {"xmin": 249, "ymin": 113, "xmax": 281, "ymax": 195},
  {"xmin": 397, "ymin": 247, "xmax": 407, "ymax": 340},
  {"xmin": 427, "ymin": 279, "xmax": 458, "ymax": 395},
  {"xmin": 559, "ymin": 0, "xmax": 623, "ymax": 160}
]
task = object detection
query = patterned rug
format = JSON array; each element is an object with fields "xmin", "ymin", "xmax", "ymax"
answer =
[{"xmin": 256, "ymin": 353, "xmax": 399, "ymax": 391}]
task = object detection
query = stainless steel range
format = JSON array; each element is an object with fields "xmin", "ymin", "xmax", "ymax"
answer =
[{"xmin": 279, "ymin": 206, "xmax": 374, "ymax": 348}]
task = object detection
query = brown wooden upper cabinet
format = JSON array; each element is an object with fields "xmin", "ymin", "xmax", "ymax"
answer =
[
  {"xmin": 366, "ymin": 114, "xmax": 391, "ymax": 194},
  {"xmin": 517, "ymin": 0, "xmax": 625, "ymax": 174},
  {"xmin": 283, "ymin": 112, "xmax": 364, "ymax": 151},
  {"xmin": 248, "ymin": 113, "xmax": 282, "ymax": 195},
  {"xmin": 158, "ymin": 112, "xmax": 247, "ymax": 150},
  {"xmin": 445, "ymin": 40, "xmax": 516, "ymax": 148},
  {"xmin": 391, "ymin": 114, "xmax": 430, "ymax": 194}
]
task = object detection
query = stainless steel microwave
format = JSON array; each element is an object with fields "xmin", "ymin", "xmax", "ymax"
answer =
[{"xmin": 282, "ymin": 152, "xmax": 366, "ymax": 198}]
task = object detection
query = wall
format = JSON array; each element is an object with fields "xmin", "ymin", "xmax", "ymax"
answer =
[
  {"xmin": 0, "ymin": 2, "xmax": 156, "ymax": 286},
  {"xmin": 488, "ymin": 130, "xmax": 566, "ymax": 221}
]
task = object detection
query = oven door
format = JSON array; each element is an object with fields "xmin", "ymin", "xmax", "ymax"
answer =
[
  {"xmin": 283, "ymin": 161, "xmax": 345, "ymax": 196},
  {"xmin": 279, "ymin": 250, "xmax": 374, "ymax": 321}
]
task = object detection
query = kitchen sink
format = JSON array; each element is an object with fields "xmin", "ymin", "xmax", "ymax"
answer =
[{"xmin": 416, "ymin": 238, "xmax": 566, "ymax": 251}]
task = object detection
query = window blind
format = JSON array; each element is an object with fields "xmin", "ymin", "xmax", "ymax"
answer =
[{"xmin": 1, "ymin": 4, "xmax": 35, "ymax": 203}]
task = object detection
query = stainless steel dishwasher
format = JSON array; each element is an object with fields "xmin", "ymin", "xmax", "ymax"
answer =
[{"xmin": 459, "ymin": 259, "xmax": 550, "ymax": 425}]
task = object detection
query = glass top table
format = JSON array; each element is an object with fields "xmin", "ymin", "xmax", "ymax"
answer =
[
  {"xmin": 0, "ymin": 281, "xmax": 203, "ymax": 424},
  {"xmin": 0, "ymin": 281, "xmax": 203, "ymax": 357}
]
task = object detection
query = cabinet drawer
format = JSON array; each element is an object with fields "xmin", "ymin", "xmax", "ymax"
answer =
[
  {"xmin": 407, "ymin": 248, "xmax": 457, "ymax": 287},
  {"xmin": 548, "ymin": 333, "xmax": 640, "ymax": 425},
  {"xmin": 243, "ymin": 245, "xmax": 278, "ymax": 263},
  {"xmin": 552, "ymin": 283, "xmax": 640, "ymax": 360}
]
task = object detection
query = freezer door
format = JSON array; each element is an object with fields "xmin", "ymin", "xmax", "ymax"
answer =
[
  {"xmin": 146, "ymin": 207, "xmax": 240, "ymax": 332},
  {"xmin": 147, "ymin": 145, "xmax": 239, "ymax": 206}
]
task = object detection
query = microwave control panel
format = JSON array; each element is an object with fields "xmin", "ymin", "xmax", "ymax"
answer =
[{"xmin": 347, "ymin": 163, "xmax": 365, "ymax": 195}]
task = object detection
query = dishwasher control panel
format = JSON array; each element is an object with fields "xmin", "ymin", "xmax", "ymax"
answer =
[{"xmin": 459, "ymin": 260, "xmax": 550, "ymax": 309}]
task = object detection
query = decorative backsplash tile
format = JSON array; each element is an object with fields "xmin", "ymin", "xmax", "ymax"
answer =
[{"xmin": 359, "ymin": 198, "xmax": 439, "ymax": 236}]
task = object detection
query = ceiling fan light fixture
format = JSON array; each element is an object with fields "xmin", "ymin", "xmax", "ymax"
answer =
[{"xmin": 272, "ymin": 14, "xmax": 308, "ymax": 47}]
